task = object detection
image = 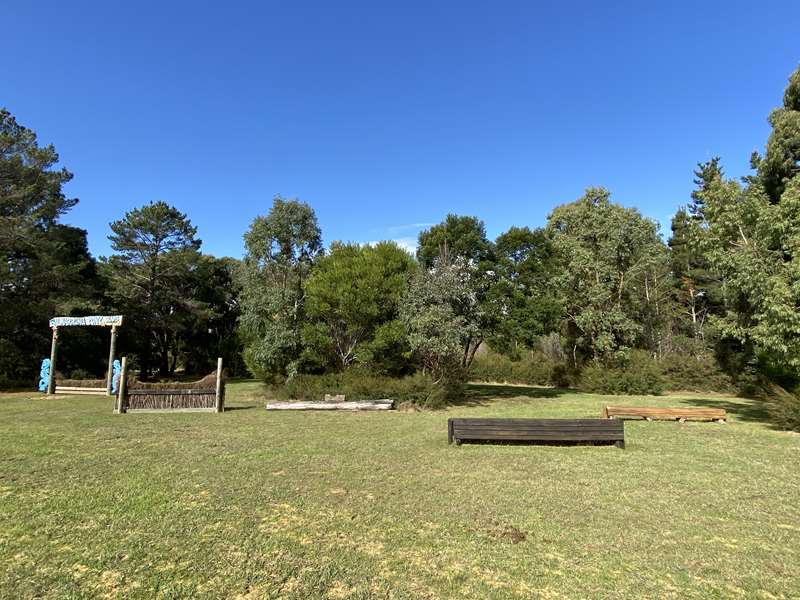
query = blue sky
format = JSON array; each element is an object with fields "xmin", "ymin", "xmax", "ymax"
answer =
[{"xmin": 5, "ymin": 1, "xmax": 798, "ymax": 258}]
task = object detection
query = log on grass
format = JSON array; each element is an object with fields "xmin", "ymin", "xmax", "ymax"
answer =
[{"xmin": 266, "ymin": 399, "xmax": 394, "ymax": 411}]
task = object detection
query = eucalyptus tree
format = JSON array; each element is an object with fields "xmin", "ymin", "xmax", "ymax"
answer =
[
  {"xmin": 547, "ymin": 188, "xmax": 666, "ymax": 363},
  {"xmin": 401, "ymin": 256, "xmax": 488, "ymax": 379},
  {"xmin": 239, "ymin": 196, "xmax": 322, "ymax": 379},
  {"xmin": 416, "ymin": 215, "xmax": 500, "ymax": 358}
]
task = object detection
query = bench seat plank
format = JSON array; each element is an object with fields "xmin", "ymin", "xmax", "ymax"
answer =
[{"xmin": 448, "ymin": 418, "xmax": 624, "ymax": 448}]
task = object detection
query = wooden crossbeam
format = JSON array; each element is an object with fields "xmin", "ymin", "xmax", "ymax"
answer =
[{"xmin": 54, "ymin": 387, "xmax": 107, "ymax": 396}]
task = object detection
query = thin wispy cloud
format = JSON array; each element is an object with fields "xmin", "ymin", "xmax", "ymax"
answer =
[{"xmin": 386, "ymin": 222, "xmax": 434, "ymax": 234}]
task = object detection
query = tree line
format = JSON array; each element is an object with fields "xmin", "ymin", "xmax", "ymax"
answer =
[{"xmin": 1, "ymin": 65, "xmax": 799, "ymax": 427}]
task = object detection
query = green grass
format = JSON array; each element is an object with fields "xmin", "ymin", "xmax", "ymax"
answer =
[{"xmin": 1, "ymin": 382, "xmax": 799, "ymax": 599}]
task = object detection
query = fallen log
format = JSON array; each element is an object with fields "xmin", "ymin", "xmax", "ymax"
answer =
[{"xmin": 266, "ymin": 399, "xmax": 394, "ymax": 411}]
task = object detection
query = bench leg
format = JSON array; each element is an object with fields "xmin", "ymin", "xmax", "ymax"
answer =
[
  {"xmin": 718, "ymin": 419, "xmax": 726, "ymax": 424},
  {"xmin": 615, "ymin": 440, "xmax": 625, "ymax": 449},
  {"xmin": 678, "ymin": 418, "xmax": 686, "ymax": 423},
  {"xmin": 454, "ymin": 438, "xmax": 462, "ymax": 446},
  {"xmin": 645, "ymin": 417, "xmax": 652, "ymax": 421}
]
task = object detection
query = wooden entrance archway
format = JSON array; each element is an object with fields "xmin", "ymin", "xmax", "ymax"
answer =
[{"xmin": 46, "ymin": 315, "xmax": 124, "ymax": 396}]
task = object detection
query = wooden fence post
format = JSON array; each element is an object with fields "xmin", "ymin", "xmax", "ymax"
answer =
[
  {"xmin": 47, "ymin": 327, "xmax": 58, "ymax": 395},
  {"xmin": 215, "ymin": 357, "xmax": 224, "ymax": 413},
  {"xmin": 115, "ymin": 356, "xmax": 128, "ymax": 414}
]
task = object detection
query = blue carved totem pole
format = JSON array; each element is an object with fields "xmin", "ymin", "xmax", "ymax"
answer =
[{"xmin": 38, "ymin": 358, "xmax": 51, "ymax": 392}]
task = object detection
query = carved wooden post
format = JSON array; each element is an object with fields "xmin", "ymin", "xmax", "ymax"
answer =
[
  {"xmin": 215, "ymin": 357, "xmax": 224, "ymax": 413},
  {"xmin": 47, "ymin": 327, "xmax": 58, "ymax": 395},
  {"xmin": 106, "ymin": 325, "xmax": 118, "ymax": 396},
  {"xmin": 115, "ymin": 356, "xmax": 128, "ymax": 414}
]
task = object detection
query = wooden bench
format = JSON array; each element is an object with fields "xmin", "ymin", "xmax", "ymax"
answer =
[
  {"xmin": 447, "ymin": 418, "xmax": 625, "ymax": 448},
  {"xmin": 602, "ymin": 406, "xmax": 726, "ymax": 423}
]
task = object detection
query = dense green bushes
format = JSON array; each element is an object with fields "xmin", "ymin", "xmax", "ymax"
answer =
[
  {"xmin": 470, "ymin": 349, "xmax": 665, "ymax": 394},
  {"xmin": 470, "ymin": 348, "xmax": 738, "ymax": 396},
  {"xmin": 282, "ymin": 346, "xmax": 738, "ymax": 405},
  {"xmin": 659, "ymin": 352, "xmax": 735, "ymax": 393},
  {"xmin": 577, "ymin": 352, "xmax": 664, "ymax": 395},
  {"xmin": 274, "ymin": 370, "xmax": 463, "ymax": 409},
  {"xmin": 469, "ymin": 351, "xmax": 558, "ymax": 386},
  {"xmin": 276, "ymin": 348, "xmax": 737, "ymax": 407},
  {"xmin": 764, "ymin": 384, "xmax": 800, "ymax": 431}
]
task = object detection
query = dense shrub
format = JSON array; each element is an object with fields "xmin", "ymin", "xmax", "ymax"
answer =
[
  {"xmin": 67, "ymin": 368, "xmax": 96, "ymax": 381},
  {"xmin": 763, "ymin": 384, "xmax": 800, "ymax": 431},
  {"xmin": 0, "ymin": 374, "xmax": 30, "ymax": 391},
  {"xmin": 578, "ymin": 351, "xmax": 664, "ymax": 395},
  {"xmin": 659, "ymin": 352, "xmax": 735, "ymax": 393},
  {"xmin": 549, "ymin": 363, "xmax": 576, "ymax": 388},
  {"xmin": 275, "ymin": 369, "xmax": 460, "ymax": 408},
  {"xmin": 469, "ymin": 350, "xmax": 556, "ymax": 386},
  {"xmin": 469, "ymin": 351, "xmax": 513, "ymax": 382}
]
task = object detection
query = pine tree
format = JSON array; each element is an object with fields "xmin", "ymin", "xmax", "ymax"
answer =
[
  {"xmin": 753, "ymin": 65, "xmax": 800, "ymax": 202},
  {"xmin": 105, "ymin": 201, "xmax": 202, "ymax": 377},
  {"xmin": 667, "ymin": 160, "xmax": 730, "ymax": 343},
  {"xmin": 0, "ymin": 109, "xmax": 103, "ymax": 385}
]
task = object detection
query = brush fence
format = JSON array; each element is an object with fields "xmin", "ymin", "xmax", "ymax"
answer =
[{"xmin": 115, "ymin": 358, "xmax": 224, "ymax": 413}]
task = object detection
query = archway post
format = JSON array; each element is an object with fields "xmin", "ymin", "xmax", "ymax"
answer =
[
  {"xmin": 47, "ymin": 327, "xmax": 58, "ymax": 395},
  {"xmin": 106, "ymin": 325, "xmax": 119, "ymax": 396}
]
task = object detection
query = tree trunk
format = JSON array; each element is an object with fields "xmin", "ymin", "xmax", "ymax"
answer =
[
  {"xmin": 465, "ymin": 340, "xmax": 482, "ymax": 369},
  {"xmin": 158, "ymin": 330, "xmax": 170, "ymax": 376}
]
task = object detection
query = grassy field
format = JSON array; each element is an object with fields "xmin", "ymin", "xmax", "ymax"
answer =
[{"xmin": 1, "ymin": 382, "xmax": 799, "ymax": 599}]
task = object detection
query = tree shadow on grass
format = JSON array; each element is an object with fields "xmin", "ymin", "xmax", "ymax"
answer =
[
  {"xmin": 452, "ymin": 383, "xmax": 567, "ymax": 407},
  {"xmin": 679, "ymin": 396, "xmax": 771, "ymax": 425}
]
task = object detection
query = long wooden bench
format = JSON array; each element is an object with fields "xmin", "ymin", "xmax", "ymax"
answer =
[
  {"xmin": 602, "ymin": 406, "xmax": 726, "ymax": 422},
  {"xmin": 447, "ymin": 418, "xmax": 625, "ymax": 448}
]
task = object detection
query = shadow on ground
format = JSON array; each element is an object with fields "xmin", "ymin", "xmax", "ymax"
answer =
[{"xmin": 680, "ymin": 396, "xmax": 771, "ymax": 425}]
